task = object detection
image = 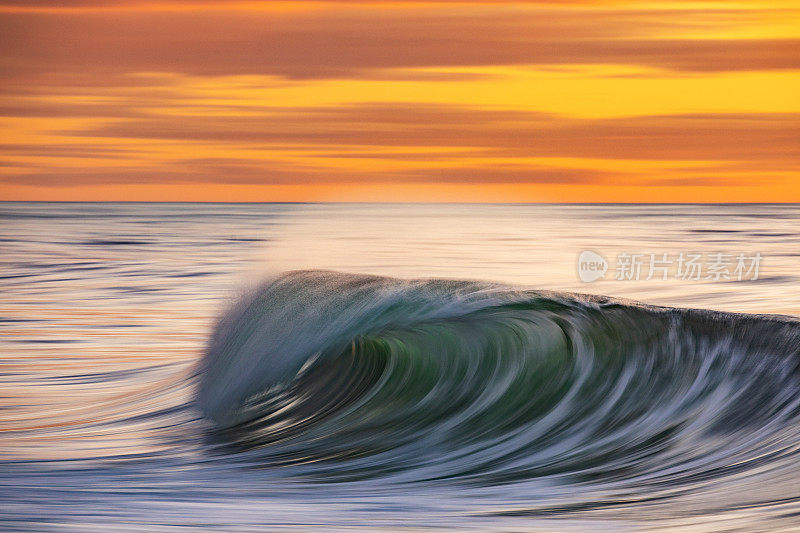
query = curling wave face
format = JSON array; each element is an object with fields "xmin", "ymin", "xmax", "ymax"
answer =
[{"xmin": 199, "ymin": 271, "xmax": 800, "ymax": 493}]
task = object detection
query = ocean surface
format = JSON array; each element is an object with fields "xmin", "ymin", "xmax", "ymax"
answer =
[{"xmin": 1, "ymin": 202, "xmax": 799, "ymax": 532}]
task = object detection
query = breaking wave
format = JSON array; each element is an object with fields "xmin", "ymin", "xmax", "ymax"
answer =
[{"xmin": 198, "ymin": 270, "xmax": 800, "ymax": 492}]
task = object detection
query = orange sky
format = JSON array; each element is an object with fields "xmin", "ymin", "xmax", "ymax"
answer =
[{"xmin": 0, "ymin": 0, "xmax": 798, "ymax": 202}]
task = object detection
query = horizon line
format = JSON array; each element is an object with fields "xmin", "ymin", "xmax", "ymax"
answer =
[{"xmin": 2, "ymin": 200, "xmax": 798, "ymax": 206}]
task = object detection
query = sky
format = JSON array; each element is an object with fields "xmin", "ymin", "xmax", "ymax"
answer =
[{"xmin": 0, "ymin": 0, "xmax": 798, "ymax": 202}]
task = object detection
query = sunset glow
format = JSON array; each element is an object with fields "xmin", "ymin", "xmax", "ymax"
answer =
[{"xmin": 1, "ymin": 0, "xmax": 798, "ymax": 202}]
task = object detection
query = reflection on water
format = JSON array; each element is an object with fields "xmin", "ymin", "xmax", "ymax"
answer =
[{"xmin": 1, "ymin": 202, "xmax": 799, "ymax": 531}]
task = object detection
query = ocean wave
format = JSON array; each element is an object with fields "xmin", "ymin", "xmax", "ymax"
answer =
[{"xmin": 198, "ymin": 270, "xmax": 800, "ymax": 488}]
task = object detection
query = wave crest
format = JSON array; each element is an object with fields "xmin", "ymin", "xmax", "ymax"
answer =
[{"xmin": 198, "ymin": 270, "xmax": 800, "ymax": 485}]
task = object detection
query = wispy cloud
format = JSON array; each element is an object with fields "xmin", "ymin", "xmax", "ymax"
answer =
[{"xmin": 1, "ymin": 1, "xmax": 799, "ymax": 201}]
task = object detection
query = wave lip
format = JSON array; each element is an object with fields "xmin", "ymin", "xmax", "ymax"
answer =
[{"xmin": 199, "ymin": 270, "xmax": 800, "ymax": 489}]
